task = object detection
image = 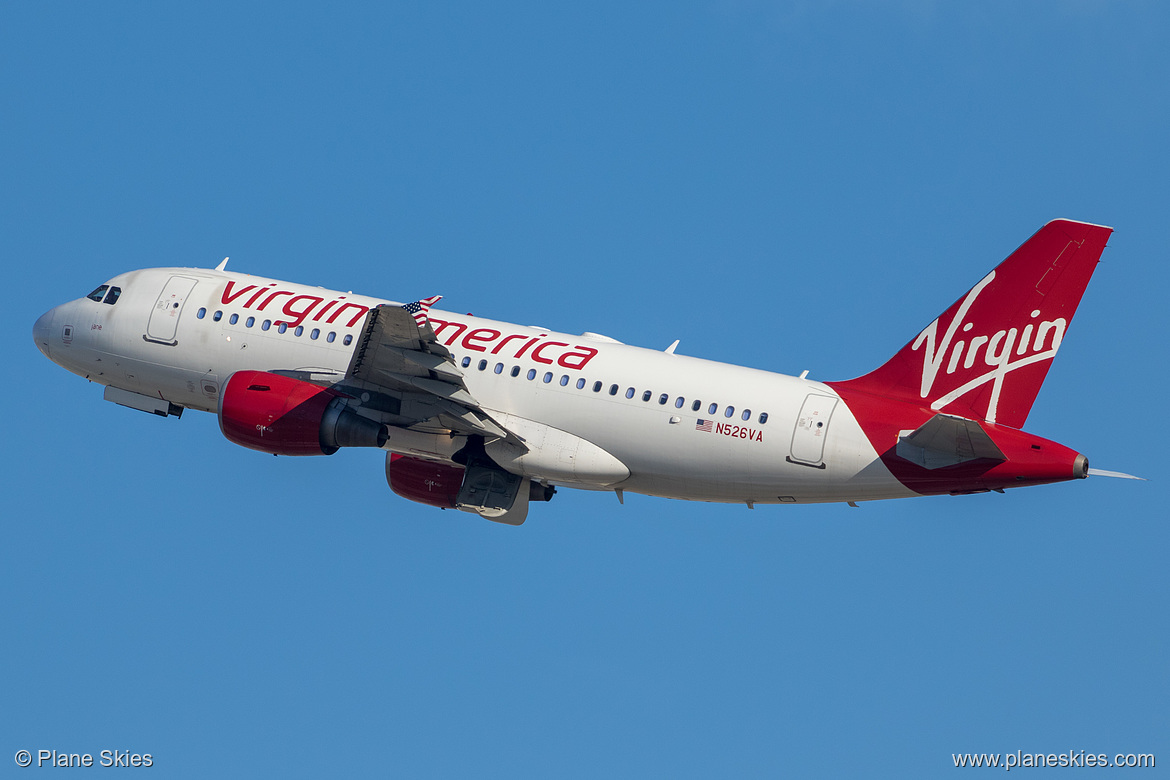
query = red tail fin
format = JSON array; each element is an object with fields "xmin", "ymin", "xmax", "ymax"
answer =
[{"xmin": 832, "ymin": 219, "xmax": 1112, "ymax": 428}]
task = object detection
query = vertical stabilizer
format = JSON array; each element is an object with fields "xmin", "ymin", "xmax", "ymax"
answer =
[{"xmin": 831, "ymin": 219, "xmax": 1112, "ymax": 428}]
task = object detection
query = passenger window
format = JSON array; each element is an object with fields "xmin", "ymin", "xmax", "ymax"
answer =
[
  {"xmin": 692, "ymin": 400, "xmax": 701, "ymax": 412},
  {"xmin": 246, "ymin": 316, "xmax": 255, "ymax": 327},
  {"xmin": 742, "ymin": 409, "xmax": 751, "ymax": 421},
  {"xmin": 641, "ymin": 390, "xmax": 652, "ymax": 402},
  {"xmin": 510, "ymin": 366, "xmax": 520, "ymax": 377},
  {"xmin": 327, "ymin": 332, "xmax": 336, "ymax": 343},
  {"xmin": 343, "ymin": 334, "xmax": 353, "ymax": 346},
  {"xmin": 277, "ymin": 322, "xmax": 287, "ymax": 333},
  {"xmin": 576, "ymin": 378, "xmax": 586, "ymax": 389},
  {"xmin": 213, "ymin": 311, "xmax": 223, "ymax": 322},
  {"xmin": 494, "ymin": 363, "xmax": 504, "ymax": 374},
  {"xmin": 229, "ymin": 313, "xmax": 239, "ymax": 325},
  {"xmin": 261, "ymin": 320, "xmax": 271, "ymax": 331},
  {"xmin": 609, "ymin": 384, "xmax": 619, "ymax": 396},
  {"xmin": 593, "ymin": 381, "xmax": 602, "ymax": 392},
  {"xmin": 527, "ymin": 369, "xmax": 537, "ymax": 380},
  {"xmin": 657, "ymin": 394, "xmax": 667, "ymax": 405},
  {"xmin": 560, "ymin": 375, "xmax": 569, "ymax": 386},
  {"xmin": 725, "ymin": 406, "xmax": 735, "ymax": 418},
  {"xmin": 311, "ymin": 328, "xmax": 320, "ymax": 340},
  {"xmin": 295, "ymin": 326, "xmax": 304, "ymax": 337},
  {"xmin": 708, "ymin": 403, "xmax": 718, "ymax": 415},
  {"xmin": 478, "ymin": 360, "xmax": 487, "ymax": 371},
  {"xmin": 86, "ymin": 285, "xmax": 109, "ymax": 302},
  {"xmin": 625, "ymin": 388, "xmax": 635, "ymax": 399},
  {"xmin": 675, "ymin": 397, "xmax": 685, "ymax": 409},
  {"xmin": 103, "ymin": 287, "xmax": 121, "ymax": 305},
  {"xmin": 543, "ymin": 372, "xmax": 553, "ymax": 383},
  {"xmin": 197, "ymin": 308, "xmax": 206, "ymax": 319},
  {"xmin": 759, "ymin": 412, "xmax": 769, "ymax": 424},
  {"xmin": 461, "ymin": 357, "xmax": 471, "ymax": 368}
]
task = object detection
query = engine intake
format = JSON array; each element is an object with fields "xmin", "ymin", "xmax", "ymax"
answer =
[{"xmin": 219, "ymin": 370, "xmax": 387, "ymax": 456}]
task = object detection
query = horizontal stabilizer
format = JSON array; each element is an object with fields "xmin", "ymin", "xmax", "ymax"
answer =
[
  {"xmin": 896, "ymin": 413, "xmax": 1006, "ymax": 470},
  {"xmin": 1087, "ymin": 467, "xmax": 1145, "ymax": 481}
]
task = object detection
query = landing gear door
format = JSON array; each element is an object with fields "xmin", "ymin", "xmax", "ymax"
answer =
[
  {"xmin": 145, "ymin": 275, "xmax": 199, "ymax": 345},
  {"xmin": 788, "ymin": 394, "xmax": 838, "ymax": 468}
]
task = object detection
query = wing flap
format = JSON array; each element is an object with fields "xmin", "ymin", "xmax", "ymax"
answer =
[
  {"xmin": 348, "ymin": 306, "xmax": 450, "ymax": 381},
  {"xmin": 342, "ymin": 303, "xmax": 522, "ymax": 446}
]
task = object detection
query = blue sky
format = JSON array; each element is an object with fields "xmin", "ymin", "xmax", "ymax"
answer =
[{"xmin": 2, "ymin": 2, "xmax": 1166, "ymax": 777}]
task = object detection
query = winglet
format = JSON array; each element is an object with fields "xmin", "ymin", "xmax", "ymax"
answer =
[
  {"xmin": 402, "ymin": 295, "xmax": 442, "ymax": 327},
  {"xmin": 215, "ymin": 257, "xmax": 229, "ymax": 271}
]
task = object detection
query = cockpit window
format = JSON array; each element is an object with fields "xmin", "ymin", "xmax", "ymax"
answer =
[
  {"xmin": 103, "ymin": 287, "xmax": 121, "ymax": 305},
  {"xmin": 86, "ymin": 285, "xmax": 109, "ymax": 302}
]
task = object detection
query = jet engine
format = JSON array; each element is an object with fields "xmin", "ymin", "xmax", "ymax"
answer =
[
  {"xmin": 386, "ymin": 451, "xmax": 557, "ymax": 523},
  {"xmin": 385, "ymin": 453, "xmax": 465, "ymax": 508},
  {"xmin": 219, "ymin": 370, "xmax": 387, "ymax": 456}
]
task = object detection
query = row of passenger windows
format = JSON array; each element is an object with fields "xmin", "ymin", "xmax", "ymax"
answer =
[
  {"xmin": 196, "ymin": 308, "xmax": 354, "ymax": 345},
  {"xmin": 193, "ymin": 303, "xmax": 765, "ymax": 423},
  {"xmin": 456, "ymin": 355, "xmax": 769, "ymax": 424}
]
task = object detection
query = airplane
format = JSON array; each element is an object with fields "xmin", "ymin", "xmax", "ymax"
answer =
[{"xmin": 33, "ymin": 219, "xmax": 1136, "ymax": 524}]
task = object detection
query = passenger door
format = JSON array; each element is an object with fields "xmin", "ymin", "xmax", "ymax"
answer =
[
  {"xmin": 788, "ymin": 394, "xmax": 838, "ymax": 468},
  {"xmin": 145, "ymin": 275, "xmax": 198, "ymax": 345}
]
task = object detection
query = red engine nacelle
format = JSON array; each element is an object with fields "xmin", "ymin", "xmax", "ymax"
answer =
[
  {"xmin": 385, "ymin": 453, "xmax": 465, "ymax": 508},
  {"xmin": 219, "ymin": 370, "xmax": 386, "ymax": 456}
]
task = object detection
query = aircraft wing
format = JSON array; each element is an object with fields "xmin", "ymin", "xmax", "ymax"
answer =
[{"xmin": 339, "ymin": 304, "xmax": 520, "ymax": 444}]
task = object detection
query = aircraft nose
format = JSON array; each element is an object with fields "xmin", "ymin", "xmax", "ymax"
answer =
[{"xmin": 33, "ymin": 307, "xmax": 56, "ymax": 358}]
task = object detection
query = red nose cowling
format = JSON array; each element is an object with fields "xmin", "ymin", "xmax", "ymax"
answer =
[
  {"xmin": 386, "ymin": 453, "xmax": 464, "ymax": 508},
  {"xmin": 219, "ymin": 370, "xmax": 386, "ymax": 456}
]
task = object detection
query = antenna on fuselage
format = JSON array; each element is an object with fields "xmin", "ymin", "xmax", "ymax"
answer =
[{"xmin": 215, "ymin": 257, "xmax": 229, "ymax": 271}]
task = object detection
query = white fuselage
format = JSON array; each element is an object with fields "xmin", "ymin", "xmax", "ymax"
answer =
[{"xmin": 35, "ymin": 267, "xmax": 913, "ymax": 505}]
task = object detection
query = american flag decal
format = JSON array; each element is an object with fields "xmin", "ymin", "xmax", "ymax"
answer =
[
  {"xmin": 402, "ymin": 295, "xmax": 442, "ymax": 326},
  {"xmin": 696, "ymin": 419, "xmax": 713, "ymax": 432}
]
